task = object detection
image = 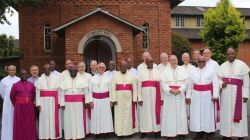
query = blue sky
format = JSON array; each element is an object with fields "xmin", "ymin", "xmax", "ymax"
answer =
[{"xmin": 0, "ymin": 0, "xmax": 250, "ymax": 39}]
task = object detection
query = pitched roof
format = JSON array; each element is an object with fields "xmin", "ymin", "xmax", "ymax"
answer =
[
  {"xmin": 171, "ymin": 6, "xmax": 250, "ymax": 17},
  {"xmin": 53, "ymin": 8, "xmax": 144, "ymax": 36},
  {"xmin": 171, "ymin": 0, "xmax": 185, "ymax": 9},
  {"xmin": 172, "ymin": 28, "xmax": 250, "ymax": 40}
]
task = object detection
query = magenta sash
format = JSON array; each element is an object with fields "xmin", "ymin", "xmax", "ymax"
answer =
[
  {"xmin": 40, "ymin": 91, "xmax": 59, "ymax": 137},
  {"xmin": 116, "ymin": 84, "xmax": 136, "ymax": 128},
  {"xmin": 193, "ymin": 83, "xmax": 220, "ymax": 128},
  {"xmin": 93, "ymin": 92, "xmax": 109, "ymax": 99},
  {"xmin": 16, "ymin": 96, "xmax": 33, "ymax": 104},
  {"xmin": 64, "ymin": 94, "xmax": 87, "ymax": 135},
  {"xmin": 169, "ymin": 86, "xmax": 181, "ymax": 89},
  {"xmin": 223, "ymin": 78, "xmax": 243, "ymax": 122},
  {"xmin": 141, "ymin": 81, "xmax": 161, "ymax": 125}
]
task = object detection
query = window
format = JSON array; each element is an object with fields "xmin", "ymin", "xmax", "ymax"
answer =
[
  {"xmin": 197, "ymin": 16, "xmax": 204, "ymax": 27},
  {"xmin": 175, "ymin": 16, "xmax": 185, "ymax": 27},
  {"xmin": 142, "ymin": 23, "xmax": 149, "ymax": 49},
  {"xmin": 44, "ymin": 24, "xmax": 52, "ymax": 51}
]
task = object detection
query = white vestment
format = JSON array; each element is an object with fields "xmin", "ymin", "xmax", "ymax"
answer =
[
  {"xmin": 127, "ymin": 68, "xmax": 137, "ymax": 77},
  {"xmin": 60, "ymin": 69, "xmax": 70, "ymax": 130},
  {"xmin": 218, "ymin": 59, "xmax": 249, "ymax": 137},
  {"xmin": 181, "ymin": 63, "xmax": 196, "ymax": 121},
  {"xmin": 206, "ymin": 59, "xmax": 219, "ymax": 71},
  {"xmin": 60, "ymin": 74, "xmax": 89, "ymax": 139},
  {"xmin": 0, "ymin": 75, "xmax": 20, "ymax": 140},
  {"xmin": 137, "ymin": 62, "xmax": 157, "ymax": 73},
  {"xmin": 111, "ymin": 72, "xmax": 139, "ymax": 136},
  {"xmin": 88, "ymin": 73, "xmax": 114, "ymax": 134},
  {"xmin": 104, "ymin": 70, "xmax": 118, "ymax": 80},
  {"xmin": 51, "ymin": 70, "xmax": 61, "ymax": 77},
  {"xmin": 137, "ymin": 68, "xmax": 161, "ymax": 133},
  {"xmin": 35, "ymin": 74, "xmax": 62, "ymax": 139},
  {"xmin": 77, "ymin": 72, "xmax": 92, "ymax": 134},
  {"xmin": 160, "ymin": 66, "xmax": 188, "ymax": 137},
  {"xmin": 187, "ymin": 66, "xmax": 219, "ymax": 133},
  {"xmin": 157, "ymin": 63, "xmax": 170, "ymax": 74}
]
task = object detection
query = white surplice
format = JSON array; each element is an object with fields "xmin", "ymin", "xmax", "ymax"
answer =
[
  {"xmin": 160, "ymin": 66, "xmax": 188, "ymax": 137},
  {"xmin": 137, "ymin": 62, "xmax": 157, "ymax": 73},
  {"xmin": 218, "ymin": 59, "xmax": 249, "ymax": 137},
  {"xmin": 88, "ymin": 73, "xmax": 114, "ymax": 134},
  {"xmin": 157, "ymin": 63, "xmax": 170, "ymax": 74},
  {"xmin": 187, "ymin": 66, "xmax": 219, "ymax": 133},
  {"xmin": 35, "ymin": 74, "xmax": 62, "ymax": 139},
  {"xmin": 137, "ymin": 68, "xmax": 161, "ymax": 133},
  {"xmin": 111, "ymin": 72, "xmax": 139, "ymax": 136},
  {"xmin": 0, "ymin": 75, "xmax": 20, "ymax": 140},
  {"xmin": 60, "ymin": 74, "xmax": 89, "ymax": 139}
]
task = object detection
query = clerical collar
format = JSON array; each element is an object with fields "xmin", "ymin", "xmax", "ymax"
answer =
[
  {"xmin": 8, "ymin": 75, "xmax": 15, "ymax": 78},
  {"xmin": 229, "ymin": 60, "xmax": 235, "ymax": 64},
  {"xmin": 91, "ymin": 71, "xmax": 98, "ymax": 74},
  {"xmin": 171, "ymin": 66, "xmax": 178, "ymax": 70}
]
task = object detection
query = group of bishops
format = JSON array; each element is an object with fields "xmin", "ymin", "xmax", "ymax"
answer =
[{"xmin": 0, "ymin": 47, "xmax": 249, "ymax": 140}]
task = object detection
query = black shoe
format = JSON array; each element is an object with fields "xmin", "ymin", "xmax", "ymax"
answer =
[
  {"xmin": 238, "ymin": 138, "xmax": 244, "ymax": 140},
  {"xmin": 140, "ymin": 133, "xmax": 146, "ymax": 138},
  {"xmin": 205, "ymin": 133, "xmax": 213, "ymax": 140},
  {"xmin": 194, "ymin": 132, "xmax": 204, "ymax": 139},
  {"xmin": 179, "ymin": 135, "xmax": 185, "ymax": 140},
  {"xmin": 154, "ymin": 132, "xmax": 161, "ymax": 139},
  {"xmin": 223, "ymin": 136, "xmax": 232, "ymax": 140}
]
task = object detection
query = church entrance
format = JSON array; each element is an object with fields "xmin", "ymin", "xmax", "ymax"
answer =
[{"xmin": 84, "ymin": 35, "xmax": 116, "ymax": 72}]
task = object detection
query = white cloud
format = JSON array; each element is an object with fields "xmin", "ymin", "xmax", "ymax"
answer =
[
  {"xmin": 180, "ymin": 0, "xmax": 250, "ymax": 8},
  {"xmin": 0, "ymin": 0, "xmax": 250, "ymax": 39},
  {"xmin": 0, "ymin": 8, "xmax": 19, "ymax": 39}
]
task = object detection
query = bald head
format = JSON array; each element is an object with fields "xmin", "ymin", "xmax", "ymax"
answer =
[
  {"xmin": 142, "ymin": 51, "xmax": 151, "ymax": 62},
  {"xmin": 182, "ymin": 53, "xmax": 190, "ymax": 65},
  {"xmin": 226, "ymin": 47, "xmax": 236, "ymax": 62},
  {"xmin": 65, "ymin": 59, "xmax": 73, "ymax": 70},
  {"xmin": 20, "ymin": 69, "xmax": 28, "ymax": 81},
  {"xmin": 90, "ymin": 60, "xmax": 98, "ymax": 73},
  {"xmin": 97, "ymin": 62, "xmax": 106, "ymax": 75},
  {"xmin": 8, "ymin": 65, "xmax": 16, "ymax": 77},
  {"xmin": 169, "ymin": 55, "xmax": 178, "ymax": 68},
  {"xmin": 146, "ymin": 57, "xmax": 154, "ymax": 69},
  {"xmin": 126, "ymin": 58, "xmax": 133, "ymax": 69},
  {"xmin": 108, "ymin": 61, "xmax": 116, "ymax": 71},
  {"xmin": 203, "ymin": 48, "xmax": 212, "ymax": 61},
  {"xmin": 77, "ymin": 62, "xmax": 86, "ymax": 73},
  {"xmin": 160, "ymin": 52, "xmax": 168, "ymax": 63},
  {"xmin": 120, "ymin": 60, "xmax": 128, "ymax": 74}
]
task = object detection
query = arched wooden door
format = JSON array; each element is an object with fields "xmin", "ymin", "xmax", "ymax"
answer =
[{"xmin": 84, "ymin": 36, "xmax": 116, "ymax": 72}]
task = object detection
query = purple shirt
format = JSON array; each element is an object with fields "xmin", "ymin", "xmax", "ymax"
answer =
[{"xmin": 27, "ymin": 76, "xmax": 39, "ymax": 84}]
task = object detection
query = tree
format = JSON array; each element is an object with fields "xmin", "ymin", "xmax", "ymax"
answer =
[
  {"xmin": 200, "ymin": 0, "xmax": 246, "ymax": 64},
  {"xmin": 172, "ymin": 33, "xmax": 192, "ymax": 65},
  {"xmin": 0, "ymin": 0, "xmax": 44, "ymax": 25},
  {"xmin": 0, "ymin": 33, "xmax": 19, "ymax": 57}
]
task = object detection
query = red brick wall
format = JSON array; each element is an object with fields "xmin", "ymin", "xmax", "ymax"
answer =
[
  {"xmin": 190, "ymin": 40, "xmax": 250, "ymax": 65},
  {"xmin": 19, "ymin": 0, "xmax": 172, "ymax": 72}
]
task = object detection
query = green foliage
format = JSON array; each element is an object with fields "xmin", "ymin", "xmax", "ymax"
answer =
[
  {"xmin": 0, "ymin": 34, "xmax": 20, "ymax": 58},
  {"xmin": 172, "ymin": 33, "xmax": 192, "ymax": 65},
  {"xmin": 0, "ymin": 67, "xmax": 7, "ymax": 80},
  {"xmin": 0, "ymin": 0, "xmax": 44, "ymax": 25},
  {"xmin": 200, "ymin": 0, "xmax": 246, "ymax": 64}
]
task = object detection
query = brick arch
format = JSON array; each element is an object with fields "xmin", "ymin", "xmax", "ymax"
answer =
[{"xmin": 77, "ymin": 30, "xmax": 122, "ymax": 54}]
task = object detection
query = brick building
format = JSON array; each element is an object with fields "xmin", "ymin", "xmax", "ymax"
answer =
[
  {"xmin": 19, "ymin": 0, "xmax": 182, "ymax": 72},
  {"xmin": 171, "ymin": 6, "xmax": 250, "ymax": 65}
]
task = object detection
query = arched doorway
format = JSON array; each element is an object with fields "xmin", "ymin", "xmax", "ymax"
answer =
[{"xmin": 84, "ymin": 35, "xmax": 116, "ymax": 72}]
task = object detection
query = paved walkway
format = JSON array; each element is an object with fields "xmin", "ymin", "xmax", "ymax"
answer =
[{"xmin": 0, "ymin": 101, "xmax": 250, "ymax": 140}]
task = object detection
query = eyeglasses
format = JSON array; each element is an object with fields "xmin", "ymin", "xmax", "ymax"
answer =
[{"xmin": 198, "ymin": 61, "xmax": 205, "ymax": 63}]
